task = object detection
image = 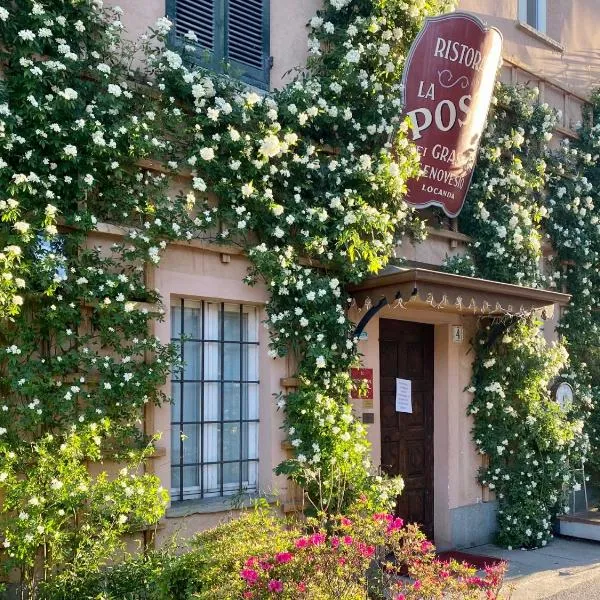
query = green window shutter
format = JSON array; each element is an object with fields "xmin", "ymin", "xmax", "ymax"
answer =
[
  {"xmin": 172, "ymin": 0, "xmax": 214, "ymax": 51},
  {"xmin": 226, "ymin": 0, "xmax": 270, "ymax": 89},
  {"xmin": 167, "ymin": 0, "xmax": 270, "ymax": 89}
]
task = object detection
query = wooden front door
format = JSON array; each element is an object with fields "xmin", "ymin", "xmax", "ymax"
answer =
[{"xmin": 380, "ymin": 319, "xmax": 434, "ymax": 538}]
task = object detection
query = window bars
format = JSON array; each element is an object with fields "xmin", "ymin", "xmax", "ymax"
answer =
[{"xmin": 171, "ymin": 299, "xmax": 259, "ymax": 502}]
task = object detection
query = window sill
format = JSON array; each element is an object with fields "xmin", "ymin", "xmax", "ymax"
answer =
[
  {"xmin": 516, "ymin": 21, "xmax": 565, "ymax": 52},
  {"xmin": 166, "ymin": 494, "xmax": 277, "ymax": 518}
]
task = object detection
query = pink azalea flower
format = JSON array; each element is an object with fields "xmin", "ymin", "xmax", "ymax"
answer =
[
  {"xmin": 295, "ymin": 537, "xmax": 309, "ymax": 549},
  {"xmin": 387, "ymin": 517, "xmax": 404, "ymax": 533},
  {"xmin": 358, "ymin": 543, "xmax": 375, "ymax": 558},
  {"xmin": 343, "ymin": 535, "xmax": 353, "ymax": 545},
  {"xmin": 275, "ymin": 552, "xmax": 293, "ymax": 564},
  {"xmin": 268, "ymin": 579, "xmax": 283, "ymax": 593},
  {"xmin": 310, "ymin": 532, "xmax": 326, "ymax": 546},
  {"xmin": 259, "ymin": 559, "xmax": 273, "ymax": 571},
  {"xmin": 240, "ymin": 568, "xmax": 258, "ymax": 584},
  {"xmin": 374, "ymin": 512, "xmax": 394, "ymax": 523}
]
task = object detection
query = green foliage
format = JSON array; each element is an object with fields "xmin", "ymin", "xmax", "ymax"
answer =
[
  {"xmin": 38, "ymin": 552, "xmax": 165, "ymax": 600},
  {"xmin": 449, "ymin": 82, "xmax": 598, "ymax": 548},
  {"xmin": 442, "ymin": 253, "xmax": 477, "ymax": 277},
  {"xmin": 544, "ymin": 93, "xmax": 600, "ymax": 470},
  {"xmin": 37, "ymin": 506, "xmax": 301, "ymax": 600},
  {"xmin": 468, "ymin": 318, "xmax": 584, "ymax": 548},
  {"xmin": 0, "ymin": 423, "xmax": 167, "ymax": 578},
  {"xmin": 457, "ymin": 84, "xmax": 556, "ymax": 286},
  {"xmin": 184, "ymin": 505, "xmax": 298, "ymax": 599},
  {"xmin": 38, "ymin": 504, "xmax": 508, "ymax": 600}
]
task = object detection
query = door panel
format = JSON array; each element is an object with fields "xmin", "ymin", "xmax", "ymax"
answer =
[{"xmin": 380, "ymin": 319, "xmax": 434, "ymax": 539}]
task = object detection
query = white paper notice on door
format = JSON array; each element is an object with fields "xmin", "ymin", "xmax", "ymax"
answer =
[{"xmin": 395, "ymin": 378, "xmax": 412, "ymax": 413}]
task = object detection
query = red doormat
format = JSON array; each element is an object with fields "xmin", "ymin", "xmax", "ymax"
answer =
[{"xmin": 436, "ymin": 550, "xmax": 505, "ymax": 570}]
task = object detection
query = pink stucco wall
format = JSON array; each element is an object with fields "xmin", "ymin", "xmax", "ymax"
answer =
[{"xmin": 459, "ymin": 0, "xmax": 600, "ymax": 101}]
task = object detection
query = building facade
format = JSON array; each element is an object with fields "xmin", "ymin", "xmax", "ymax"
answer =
[{"xmin": 110, "ymin": 0, "xmax": 600, "ymax": 549}]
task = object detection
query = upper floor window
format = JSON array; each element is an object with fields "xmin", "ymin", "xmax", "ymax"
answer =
[
  {"xmin": 171, "ymin": 299, "xmax": 259, "ymax": 502},
  {"xmin": 519, "ymin": 0, "xmax": 547, "ymax": 34},
  {"xmin": 167, "ymin": 0, "xmax": 270, "ymax": 90}
]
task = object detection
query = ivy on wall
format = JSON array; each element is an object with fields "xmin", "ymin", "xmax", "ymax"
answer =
[
  {"xmin": 447, "ymin": 83, "xmax": 595, "ymax": 549},
  {"xmin": 0, "ymin": 0, "xmax": 461, "ymax": 589},
  {"xmin": 0, "ymin": 0, "xmax": 205, "ymax": 588}
]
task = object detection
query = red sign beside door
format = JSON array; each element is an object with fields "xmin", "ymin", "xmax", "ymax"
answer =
[
  {"xmin": 351, "ymin": 368, "xmax": 373, "ymax": 400},
  {"xmin": 401, "ymin": 13, "xmax": 502, "ymax": 217}
]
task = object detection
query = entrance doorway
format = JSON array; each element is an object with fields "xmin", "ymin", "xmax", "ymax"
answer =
[{"xmin": 379, "ymin": 319, "xmax": 434, "ymax": 538}]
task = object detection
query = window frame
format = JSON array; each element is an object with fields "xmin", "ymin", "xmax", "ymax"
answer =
[
  {"xmin": 170, "ymin": 298, "xmax": 260, "ymax": 503},
  {"xmin": 518, "ymin": 0, "xmax": 547, "ymax": 34},
  {"xmin": 165, "ymin": 0, "xmax": 271, "ymax": 90}
]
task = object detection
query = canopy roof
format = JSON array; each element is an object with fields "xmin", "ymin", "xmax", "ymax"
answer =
[{"xmin": 349, "ymin": 266, "xmax": 570, "ymax": 317}]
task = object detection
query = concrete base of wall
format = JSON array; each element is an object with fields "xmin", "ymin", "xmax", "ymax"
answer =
[{"xmin": 448, "ymin": 501, "xmax": 498, "ymax": 549}]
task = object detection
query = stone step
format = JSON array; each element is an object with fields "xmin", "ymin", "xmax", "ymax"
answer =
[{"xmin": 558, "ymin": 510, "xmax": 600, "ymax": 541}]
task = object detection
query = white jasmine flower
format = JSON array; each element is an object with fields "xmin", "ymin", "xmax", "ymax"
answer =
[
  {"xmin": 60, "ymin": 88, "xmax": 78, "ymax": 100},
  {"xmin": 153, "ymin": 16, "xmax": 173, "ymax": 35},
  {"xmin": 345, "ymin": 49, "xmax": 361, "ymax": 63},
  {"xmin": 259, "ymin": 135, "xmax": 281, "ymax": 158},
  {"xmin": 18, "ymin": 30, "xmax": 36, "ymax": 41},
  {"xmin": 13, "ymin": 222, "xmax": 30, "ymax": 234},
  {"xmin": 245, "ymin": 92, "xmax": 261, "ymax": 106},
  {"xmin": 107, "ymin": 84, "xmax": 122, "ymax": 97},
  {"xmin": 163, "ymin": 50, "xmax": 182, "ymax": 70},
  {"xmin": 200, "ymin": 147, "xmax": 215, "ymax": 161},
  {"xmin": 192, "ymin": 177, "xmax": 206, "ymax": 191}
]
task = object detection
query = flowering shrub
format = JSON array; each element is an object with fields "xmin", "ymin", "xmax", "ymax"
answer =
[
  {"xmin": 0, "ymin": 422, "xmax": 167, "ymax": 587},
  {"xmin": 237, "ymin": 505, "xmax": 506, "ymax": 599},
  {"xmin": 37, "ymin": 504, "xmax": 506, "ymax": 599},
  {"xmin": 448, "ymin": 81, "xmax": 597, "ymax": 548},
  {"xmin": 0, "ymin": 1, "xmax": 195, "ymax": 592},
  {"xmin": 147, "ymin": 0, "xmax": 455, "ymax": 510},
  {"xmin": 467, "ymin": 318, "xmax": 585, "ymax": 548},
  {"xmin": 456, "ymin": 83, "xmax": 555, "ymax": 287},
  {"xmin": 545, "ymin": 92, "xmax": 600, "ymax": 470}
]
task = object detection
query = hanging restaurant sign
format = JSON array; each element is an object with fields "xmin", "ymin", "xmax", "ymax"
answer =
[{"xmin": 401, "ymin": 12, "xmax": 502, "ymax": 217}]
